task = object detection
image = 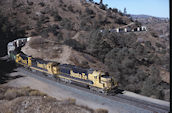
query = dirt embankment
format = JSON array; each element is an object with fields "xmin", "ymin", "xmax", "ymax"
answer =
[{"xmin": 22, "ymin": 36, "xmax": 108, "ymax": 71}]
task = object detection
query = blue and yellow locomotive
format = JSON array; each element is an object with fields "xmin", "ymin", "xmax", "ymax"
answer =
[{"xmin": 7, "ymin": 38, "xmax": 118, "ymax": 94}]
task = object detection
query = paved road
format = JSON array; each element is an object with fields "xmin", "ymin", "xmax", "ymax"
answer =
[{"xmin": 14, "ymin": 67, "xmax": 169, "ymax": 113}]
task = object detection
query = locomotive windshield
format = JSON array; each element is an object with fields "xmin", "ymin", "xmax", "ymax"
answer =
[
  {"xmin": 101, "ymin": 72, "xmax": 111, "ymax": 78},
  {"xmin": 101, "ymin": 75, "xmax": 110, "ymax": 78}
]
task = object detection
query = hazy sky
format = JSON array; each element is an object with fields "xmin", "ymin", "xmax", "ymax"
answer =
[{"xmin": 93, "ymin": 0, "xmax": 169, "ymax": 18}]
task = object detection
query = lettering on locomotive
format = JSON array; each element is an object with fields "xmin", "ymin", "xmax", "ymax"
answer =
[
  {"xmin": 70, "ymin": 70, "xmax": 87, "ymax": 80},
  {"xmin": 37, "ymin": 62, "xmax": 47, "ymax": 69}
]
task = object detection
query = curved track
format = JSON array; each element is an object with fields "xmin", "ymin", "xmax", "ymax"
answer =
[
  {"xmin": 17, "ymin": 66, "xmax": 169, "ymax": 113},
  {"xmin": 7, "ymin": 38, "xmax": 170, "ymax": 113}
]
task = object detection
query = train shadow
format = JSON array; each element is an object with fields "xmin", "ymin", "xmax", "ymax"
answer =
[{"xmin": 115, "ymin": 88, "xmax": 125, "ymax": 94}]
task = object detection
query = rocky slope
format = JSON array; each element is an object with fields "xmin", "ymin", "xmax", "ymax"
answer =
[{"xmin": 0, "ymin": 0, "xmax": 169, "ymax": 101}]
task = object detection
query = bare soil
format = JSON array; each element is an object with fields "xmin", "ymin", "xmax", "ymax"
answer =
[{"xmin": 22, "ymin": 36, "xmax": 108, "ymax": 71}]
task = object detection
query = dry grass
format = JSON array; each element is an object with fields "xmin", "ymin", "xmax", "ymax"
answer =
[
  {"xmin": 4, "ymin": 88, "xmax": 18, "ymax": 100},
  {"xmin": 94, "ymin": 108, "xmax": 108, "ymax": 113},
  {"xmin": 62, "ymin": 98, "xmax": 76, "ymax": 105},
  {"xmin": 44, "ymin": 96, "xmax": 57, "ymax": 102},
  {"xmin": 0, "ymin": 86, "xmax": 109, "ymax": 113},
  {"xmin": 1, "ymin": 86, "xmax": 47, "ymax": 100},
  {"xmin": 29, "ymin": 90, "xmax": 47, "ymax": 96}
]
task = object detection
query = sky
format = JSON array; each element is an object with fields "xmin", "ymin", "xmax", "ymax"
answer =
[{"xmin": 93, "ymin": 0, "xmax": 169, "ymax": 18}]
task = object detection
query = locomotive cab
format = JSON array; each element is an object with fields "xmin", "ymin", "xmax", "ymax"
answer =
[
  {"xmin": 100, "ymin": 72, "xmax": 115, "ymax": 90},
  {"xmin": 51, "ymin": 62, "xmax": 60, "ymax": 75},
  {"xmin": 89, "ymin": 71, "xmax": 117, "ymax": 92}
]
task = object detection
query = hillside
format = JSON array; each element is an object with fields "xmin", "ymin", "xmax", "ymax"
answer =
[
  {"xmin": 131, "ymin": 14, "xmax": 169, "ymax": 40},
  {"xmin": 0, "ymin": 0, "xmax": 169, "ymax": 101}
]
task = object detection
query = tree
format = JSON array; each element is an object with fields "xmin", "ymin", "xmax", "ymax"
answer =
[
  {"xmin": 124, "ymin": 8, "xmax": 127, "ymax": 14},
  {"xmin": 100, "ymin": 0, "xmax": 103, "ymax": 4}
]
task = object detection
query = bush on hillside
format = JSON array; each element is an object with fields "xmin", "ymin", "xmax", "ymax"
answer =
[
  {"xmin": 38, "ymin": 2, "xmax": 45, "ymax": 7},
  {"xmin": 112, "ymin": 8, "xmax": 118, "ymax": 13},
  {"xmin": 60, "ymin": 18, "xmax": 73, "ymax": 30},
  {"xmin": 99, "ymin": 18, "xmax": 111, "ymax": 25},
  {"xmin": 99, "ymin": 4, "xmax": 108, "ymax": 10},
  {"xmin": 27, "ymin": 1, "xmax": 33, "ymax": 6},
  {"xmin": 85, "ymin": 7, "xmax": 95, "ymax": 15},
  {"xmin": 31, "ymin": 31, "xmax": 38, "ymax": 36},
  {"xmin": 55, "ymin": 32, "xmax": 63, "ymax": 41},
  {"xmin": 26, "ymin": 8, "xmax": 32, "ymax": 14},
  {"xmin": 68, "ymin": 5, "xmax": 75, "ymax": 13},
  {"xmin": 116, "ymin": 18, "xmax": 127, "ymax": 25},
  {"xmin": 86, "ymin": 31, "xmax": 113, "ymax": 62},
  {"xmin": 52, "ymin": 12, "xmax": 62, "ymax": 21},
  {"xmin": 40, "ymin": 30, "xmax": 49, "ymax": 38},
  {"xmin": 40, "ymin": 15, "xmax": 50, "ymax": 23}
]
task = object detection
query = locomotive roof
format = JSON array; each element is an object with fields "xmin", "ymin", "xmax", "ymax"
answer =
[
  {"xmin": 59, "ymin": 64, "xmax": 88, "ymax": 70},
  {"xmin": 59, "ymin": 64, "xmax": 94, "ymax": 74}
]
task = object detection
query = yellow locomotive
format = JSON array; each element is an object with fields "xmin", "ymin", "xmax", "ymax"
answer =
[{"xmin": 10, "ymin": 51, "xmax": 118, "ymax": 94}]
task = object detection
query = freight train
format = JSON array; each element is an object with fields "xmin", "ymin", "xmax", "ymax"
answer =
[{"xmin": 7, "ymin": 37, "xmax": 118, "ymax": 94}]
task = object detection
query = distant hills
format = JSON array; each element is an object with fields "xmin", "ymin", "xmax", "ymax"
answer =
[
  {"xmin": 130, "ymin": 14, "xmax": 169, "ymax": 40},
  {"xmin": 130, "ymin": 14, "xmax": 169, "ymax": 21}
]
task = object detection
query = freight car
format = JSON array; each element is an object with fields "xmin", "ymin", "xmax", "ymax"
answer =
[{"xmin": 7, "ymin": 38, "xmax": 118, "ymax": 94}]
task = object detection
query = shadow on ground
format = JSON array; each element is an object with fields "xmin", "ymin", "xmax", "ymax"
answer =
[{"xmin": 0, "ymin": 58, "xmax": 23, "ymax": 84}]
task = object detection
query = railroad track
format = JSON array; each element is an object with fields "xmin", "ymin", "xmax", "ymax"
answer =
[{"xmin": 17, "ymin": 66, "xmax": 170, "ymax": 113}]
